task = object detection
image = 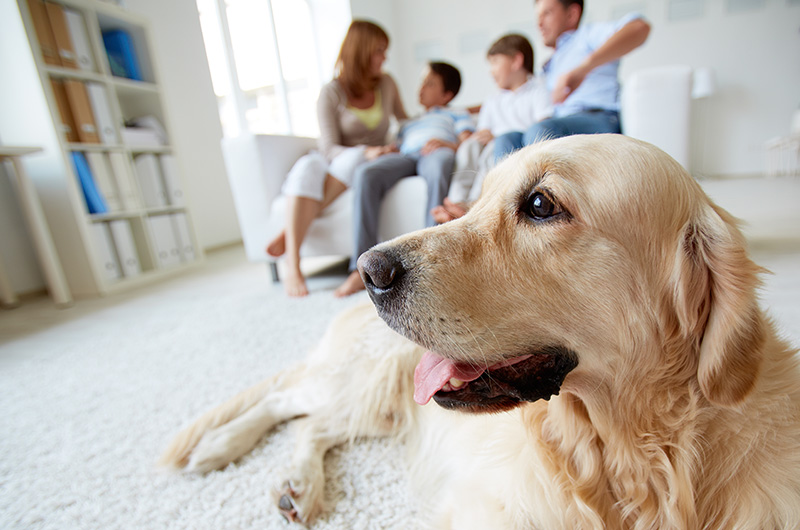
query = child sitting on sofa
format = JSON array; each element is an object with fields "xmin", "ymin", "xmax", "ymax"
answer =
[
  {"xmin": 334, "ymin": 61, "xmax": 475, "ymax": 297},
  {"xmin": 432, "ymin": 34, "xmax": 552, "ymax": 223}
]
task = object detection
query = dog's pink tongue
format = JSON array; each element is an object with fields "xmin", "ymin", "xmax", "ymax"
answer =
[{"xmin": 414, "ymin": 351, "xmax": 485, "ymax": 405}]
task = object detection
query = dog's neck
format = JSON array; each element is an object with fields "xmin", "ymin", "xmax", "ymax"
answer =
[
  {"xmin": 534, "ymin": 328, "xmax": 800, "ymax": 528},
  {"xmin": 536, "ymin": 344, "xmax": 707, "ymax": 528}
]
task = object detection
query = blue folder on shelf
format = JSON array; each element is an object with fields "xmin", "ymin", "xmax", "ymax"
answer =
[
  {"xmin": 71, "ymin": 151, "xmax": 108, "ymax": 214},
  {"xmin": 102, "ymin": 29, "xmax": 142, "ymax": 81}
]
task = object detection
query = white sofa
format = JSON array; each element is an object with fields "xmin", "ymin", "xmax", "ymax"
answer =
[
  {"xmin": 621, "ymin": 64, "xmax": 694, "ymax": 169},
  {"xmin": 221, "ymin": 134, "xmax": 428, "ymax": 280},
  {"xmin": 222, "ymin": 65, "xmax": 698, "ymax": 282}
]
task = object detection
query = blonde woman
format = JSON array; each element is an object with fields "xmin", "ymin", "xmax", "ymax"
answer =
[{"xmin": 267, "ymin": 20, "xmax": 407, "ymax": 297}]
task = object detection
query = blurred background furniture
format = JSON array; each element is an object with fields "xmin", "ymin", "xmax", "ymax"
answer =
[
  {"xmin": 765, "ymin": 108, "xmax": 800, "ymax": 177},
  {"xmin": 0, "ymin": 146, "xmax": 71, "ymax": 307},
  {"xmin": 621, "ymin": 64, "xmax": 694, "ymax": 169},
  {"xmin": 222, "ymin": 134, "xmax": 427, "ymax": 281}
]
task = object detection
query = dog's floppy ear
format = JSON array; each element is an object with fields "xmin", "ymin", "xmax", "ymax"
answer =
[{"xmin": 671, "ymin": 203, "xmax": 766, "ymax": 407}]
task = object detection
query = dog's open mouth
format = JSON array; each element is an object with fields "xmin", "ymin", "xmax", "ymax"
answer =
[{"xmin": 414, "ymin": 347, "xmax": 578, "ymax": 413}]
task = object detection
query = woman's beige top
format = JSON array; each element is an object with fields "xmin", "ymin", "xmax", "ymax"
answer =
[{"xmin": 316, "ymin": 73, "xmax": 407, "ymax": 161}]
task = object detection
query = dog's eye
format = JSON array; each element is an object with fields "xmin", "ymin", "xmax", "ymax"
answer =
[{"xmin": 525, "ymin": 192, "xmax": 563, "ymax": 220}]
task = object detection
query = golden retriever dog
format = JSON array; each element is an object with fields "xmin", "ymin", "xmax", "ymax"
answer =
[{"xmin": 160, "ymin": 135, "xmax": 800, "ymax": 529}]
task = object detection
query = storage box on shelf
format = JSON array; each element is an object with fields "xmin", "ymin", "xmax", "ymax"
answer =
[{"xmin": 3, "ymin": 0, "xmax": 202, "ymax": 298}]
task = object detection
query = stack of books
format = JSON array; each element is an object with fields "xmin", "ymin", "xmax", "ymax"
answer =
[
  {"xmin": 50, "ymin": 78, "xmax": 117, "ymax": 145},
  {"xmin": 90, "ymin": 220, "xmax": 142, "ymax": 281},
  {"xmin": 90, "ymin": 213, "xmax": 197, "ymax": 282},
  {"xmin": 28, "ymin": 0, "xmax": 143, "ymax": 81},
  {"xmin": 102, "ymin": 29, "xmax": 142, "ymax": 81},
  {"xmin": 28, "ymin": 0, "xmax": 95, "ymax": 70},
  {"xmin": 69, "ymin": 150, "xmax": 184, "ymax": 216}
]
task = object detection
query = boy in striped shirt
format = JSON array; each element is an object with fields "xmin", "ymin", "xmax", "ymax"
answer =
[{"xmin": 336, "ymin": 61, "xmax": 474, "ymax": 297}]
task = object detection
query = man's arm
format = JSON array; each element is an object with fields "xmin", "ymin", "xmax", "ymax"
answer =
[{"xmin": 552, "ymin": 18, "xmax": 650, "ymax": 104}]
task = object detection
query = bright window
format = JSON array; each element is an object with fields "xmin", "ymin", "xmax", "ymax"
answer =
[{"xmin": 196, "ymin": 0, "xmax": 331, "ymax": 138}]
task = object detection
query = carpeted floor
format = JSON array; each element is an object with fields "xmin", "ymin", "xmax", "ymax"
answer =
[
  {"xmin": 0, "ymin": 249, "xmax": 416, "ymax": 529},
  {"xmin": 1, "ymin": 243, "xmax": 798, "ymax": 529}
]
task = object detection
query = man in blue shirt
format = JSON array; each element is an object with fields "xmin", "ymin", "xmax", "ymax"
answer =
[{"xmin": 495, "ymin": 0, "xmax": 650, "ymax": 158}]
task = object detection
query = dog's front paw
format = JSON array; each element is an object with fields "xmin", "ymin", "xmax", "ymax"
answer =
[
  {"xmin": 273, "ymin": 475, "xmax": 324, "ymax": 526},
  {"xmin": 276, "ymin": 480, "xmax": 305, "ymax": 524}
]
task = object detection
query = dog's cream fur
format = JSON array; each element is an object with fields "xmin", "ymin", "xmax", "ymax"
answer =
[{"xmin": 161, "ymin": 135, "xmax": 800, "ymax": 529}]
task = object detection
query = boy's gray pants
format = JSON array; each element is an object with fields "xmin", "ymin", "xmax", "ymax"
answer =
[{"xmin": 348, "ymin": 149, "xmax": 454, "ymax": 270}]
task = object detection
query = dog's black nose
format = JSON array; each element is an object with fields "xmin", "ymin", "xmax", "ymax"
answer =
[{"xmin": 357, "ymin": 250, "xmax": 405, "ymax": 293}]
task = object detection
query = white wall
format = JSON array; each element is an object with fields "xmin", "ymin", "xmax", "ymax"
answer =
[
  {"xmin": 127, "ymin": 0, "xmax": 241, "ymax": 250},
  {"xmin": 352, "ymin": 0, "xmax": 800, "ymax": 179},
  {"xmin": 308, "ymin": 0, "xmax": 353, "ymax": 82},
  {"xmin": 615, "ymin": 0, "xmax": 800, "ymax": 178}
]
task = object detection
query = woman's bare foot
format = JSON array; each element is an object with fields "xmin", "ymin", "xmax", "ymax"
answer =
[
  {"xmin": 284, "ymin": 268, "xmax": 309, "ymax": 297},
  {"xmin": 266, "ymin": 231, "xmax": 286, "ymax": 258},
  {"xmin": 334, "ymin": 271, "xmax": 365, "ymax": 298}
]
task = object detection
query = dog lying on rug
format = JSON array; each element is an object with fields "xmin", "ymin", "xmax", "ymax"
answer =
[{"xmin": 161, "ymin": 135, "xmax": 800, "ymax": 529}]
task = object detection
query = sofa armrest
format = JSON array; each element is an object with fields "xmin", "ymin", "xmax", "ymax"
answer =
[
  {"xmin": 222, "ymin": 134, "xmax": 317, "ymax": 261},
  {"xmin": 621, "ymin": 65, "xmax": 693, "ymax": 169}
]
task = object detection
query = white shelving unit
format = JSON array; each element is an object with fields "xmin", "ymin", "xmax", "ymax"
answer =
[{"xmin": 2, "ymin": 0, "xmax": 203, "ymax": 298}]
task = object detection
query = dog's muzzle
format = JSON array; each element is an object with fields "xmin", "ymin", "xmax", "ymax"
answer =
[{"xmin": 357, "ymin": 248, "xmax": 429, "ymax": 345}]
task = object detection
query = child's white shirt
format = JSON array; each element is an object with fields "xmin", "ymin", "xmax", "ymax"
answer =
[{"xmin": 477, "ymin": 76, "xmax": 552, "ymax": 136}]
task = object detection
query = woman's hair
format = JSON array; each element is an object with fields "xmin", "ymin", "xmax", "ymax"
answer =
[
  {"xmin": 335, "ymin": 20, "xmax": 389, "ymax": 98},
  {"xmin": 487, "ymin": 34, "xmax": 534, "ymax": 74}
]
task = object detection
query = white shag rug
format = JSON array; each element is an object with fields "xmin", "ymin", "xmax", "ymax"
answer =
[
  {"xmin": 0, "ymin": 251, "xmax": 417, "ymax": 530},
  {"xmin": 1, "ymin": 245, "xmax": 799, "ymax": 530}
]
